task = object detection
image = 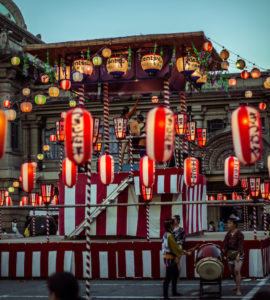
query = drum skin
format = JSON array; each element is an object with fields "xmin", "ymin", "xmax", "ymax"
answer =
[{"xmin": 195, "ymin": 243, "xmax": 224, "ymax": 280}]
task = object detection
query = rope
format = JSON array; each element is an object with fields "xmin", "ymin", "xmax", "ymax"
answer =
[
  {"xmin": 179, "ymin": 91, "xmax": 188, "ymax": 164},
  {"xmin": 163, "ymin": 80, "xmax": 170, "ymax": 107},
  {"xmin": 85, "ymin": 159, "xmax": 92, "ymax": 300},
  {"xmin": 243, "ymin": 203, "xmax": 247, "ymax": 231},
  {"xmin": 59, "ymin": 144, "xmax": 64, "ymax": 171},
  {"xmin": 253, "ymin": 206, "xmax": 257, "ymax": 240},
  {"xmin": 32, "ymin": 209, "xmax": 36, "ymax": 237},
  {"xmin": 175, "ymin": 135, "xmax": 180, "ymax": 168},
  {"xmin": 118, "ymin": 142, "xmax": 122, "ymax": 173},
  {"xmin": 78, "ymin": 85, "xmax": 85, "ymax": 107},
  {"xmin": 103, "ymin": 83, "xmax": 110, "ymax": 154},
  {"xmin": 129, "ymin": 138, "xmax": 134, "ymax": 177},
  {"xmin": 264, "ymin": 202, "xmax": 268, "ymax": 237},
  {"xmin": 46, "ymin": 206, "xmax": 50, "ymax": 243},
  {"xmin": 146, "ymin": 203, "xmax": 150, "ymax": 241}
]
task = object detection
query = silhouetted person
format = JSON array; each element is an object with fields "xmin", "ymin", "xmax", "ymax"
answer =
[{"xmin": 48, "ymin": 272, "xmax": 82, "ymax": 300}]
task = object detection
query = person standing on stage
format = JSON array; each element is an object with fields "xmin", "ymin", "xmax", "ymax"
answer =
[
  {"xmin": 223, "ymin": 218, "xmax": 244, "ymax": 296},
  {"xmin": 219, "ymin": 218, "xmax": 224, "ymax": 232},
  {"xmin": 172, "ymin": 215, "xmax": 185, "ymax": 274},
  {"xmin": 162, "ymin": 219, "xmax": 191, "ymax": 300}
]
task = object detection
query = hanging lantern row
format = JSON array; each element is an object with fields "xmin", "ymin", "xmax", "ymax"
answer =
[{"xmin": 231, "ymin": 105, "xmax": 262, "ymax": 166}]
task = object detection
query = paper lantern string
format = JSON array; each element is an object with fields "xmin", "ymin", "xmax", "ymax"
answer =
[
  {"xmin": 103, "ymin": 83, "xmax": 110, "ymax": 154},
  {"xmin": 170, "ymin": 45, "xmax": 176, "ymax": 67},
  {"xmin": 22, "ymin": 54, "xmax": 29, "ymax": 77},
  {"xmin": 87, "ymin": 49, "xmax": 91, "ymax": 60},
  {"xmin": 163, "ymin": 80, "xmax": 170, "ymax": 107},
  {"xmin": 128, "ymin": 46, "xmax": 132, "ymax": 70}
]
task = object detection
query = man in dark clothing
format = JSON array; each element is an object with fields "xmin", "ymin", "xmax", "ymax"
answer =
[{"xmin": 162, "ymin": 219, "xmax": 191, "ymax": 300}]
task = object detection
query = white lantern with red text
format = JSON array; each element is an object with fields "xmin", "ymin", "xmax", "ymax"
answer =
[
  {"xmin": 231, "ymin": 105, "xmax": 262, "ymax": 165},
  {"xmin": 65, "ymin": 108, "xmax": 93, "ymax": 165},
  {"xmin": 99, "ymin": 154, "xmax": 114, "ymax": 185},
  {"xmin": 224, "ymin": 156, "xmax": 240, "ymax": 187},
  {"xmin": 139, "ymin": 155, "xmax": 155, "ymax": 188},
  {"xmin": 146, "ymin": 106, "xmax": 175, "ymax": 163},
  {"xmin": 184, "ymin": 157, "xmax": 199, "ymax": 187},
  {"xmin": 21, "ymin": 162, "xmax": 36, "ymax": 193},
  {"xmin": 62, "ymin": 158, "xmax": 77, "ymax": 188}
]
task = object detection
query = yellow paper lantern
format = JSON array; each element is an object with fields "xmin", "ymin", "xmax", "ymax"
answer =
[
  {"xmin": 229, "ymin": 78, "xmax": 237, "ymax": 86},
  {"xmin": 245, "ymin": 90, "xmax": 253, "ymax": 98},
  {"xmin": 73, "ymin": 59, "xmax": 93, "ymax": 75},
  {"xmin": 264, "ymin": 81, "xmax": 270, "ymax": 89},
  {"xmin": 219, "ymin": 49, "xmax": 230, "ymax": 60},
  {"xmin": 43, "ymin": 145, "xmax": 50, "ymax": 151},
  {"xmin": 176, "ymin": 56, "xmax": 198, "ymax": 74},
  {"xmin": 49, "ymin": 86, "xmax": 60, "ymax": 98},
  {"xmin": 141, "ymin": 54, "xmax": 163, "ymax": 75},
  {"xmin": 102, "ymin": 48, "xmax": 112, "ymax": 58},
  {"xmin": 22, "ymin": 88, "xmax": 31, "ymax": 97},
  {"xmin": 5, "ymin": 109, "xmax": 16, "ymax": 121},
  {"xmin": 151, "ymin": 96, "xmax": 159, "ymax": 103},
  {"xmin": 106, "ymin": 57, "xmax": 128, "ymax": 77},
  {"xmin": 13, "ymin": 181, "xmax": 20, "ymax": 188},
  {"xmin": 251, "ymin": 68, "xmax": 261, "ymax": 79},
  {"xmin": 221, "ymin": 61, "xmax": 229, "ymax": 70}
]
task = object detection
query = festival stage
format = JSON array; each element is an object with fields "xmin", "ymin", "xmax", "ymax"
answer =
[{"xmin": 0, "ymin": 232, "xmax": 269, "ymax": 280}]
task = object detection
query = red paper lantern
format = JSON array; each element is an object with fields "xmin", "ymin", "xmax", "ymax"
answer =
[
  {"xmin": 224, "ymin": 156, "xmax": 240, "ymax": 187},
  {"xmin": 222, "ymin": 195, "xmax": 227, "ymax": 201},
  {"xmin": 21, "ymin": 162, "xmax": 36, "ymax": 193},
  {"xmin": 258, "ymin": 102, "xmax": 267, "ymax": 111},
  {"xmin": 65, "ymin": 108, "xmax": 93, "ymax": 165},
  {"xmin": 0, "ymin": 109, "xmax": 7, "ymax": 159},
  {"xmin": 249, "ymin": 177, "xmax": 261, "ymax": 198},
  {"xmin": 141, "ymin": 185, "xmax": 153, "ymax": 201},
  {"xmin": 146, "ymin": 106, "xmax": 175, "ymax": 163},
  {"xmin": 232, "ymin": 192, "xmax": 238, "ymax": 200},
  {"xmin": 174, "ymin": 114, "xmax": 187, "ymax": 135},
  {"xmin": 203, "ymin": 41, "xmax": 213, "ymax": 51},
  {"xmin": 184, "ymin": 157, "xmax": 199, "ymax": 187},
  {"xmin": 20, "ymin": 196, "xmax": 28, "ymax": 206},
  {"xmin": 217, "ymin": 193, "xmax": 223, "ymax": 200},
  {"xmin": 237, "ymin": 195, "xmax": 242, "ymax": 200},
  {"xmin": 197, "ymin": 128, "xmax": 207, "ymax": 146},
  {"xmin": 41, "ymin": 184, "xmax": 55, "ymax": 205},
  {"xmin": 60, "ymin": 79, "xmax": 71, "ymax": 90},
  {"xmin": 260, "ymin": 182, "xmax": 269, "ymax": 199},
  {"xmin": 139, "ymin": 155, "xmax": 155, "ymax": 188},
  {"xmin": 29, "ymin": 193, "xmax": 38, "ymax": 206},
  {"xmin": 241, "ymin": 70, "xmax": 249, "ymax": 80},
  {"xmin": 229, "ymin": 78, "xmax": 237, "ymax": 86},
  {"xmin": 241, "ymin": 178, "xmax": 248, "ymax": 191},
  {"xmin": 186, "ymin": 121, "xmax": 196, "ymax": 141},
  {"xmin": 56, "ymin": 120, "xmax": 65, "ymax": 142},
  {"xmin": 0, "ymin": 190, "xmax": 5, "ymax": 206},
  {"xmin": 62, "ymin": 157, "xmax": 77, "ymax": 188},
  {"xmin": 251, "ymin": 68, "xmax": 261, "ymax": 79},
  {"xmin": 113, "ymin": 118, "xmax": 128, "ymax": 140},
  {"xmin": 20, "ymin": 101, "xmax": 32, "ymax": 113},
  {"xmin": 50, "ymin": 134, "xmax": 56, "ymax": 142},
  {"xmin": 37, "ymin": 195, "xmax": 43, "ymax": 206},
  {"xmin": 51, "ymin": 195, "xmax": 58, "ymax": 205},
  {"xmin": 3, "ymin": 99, "xmax": 11, "ymax": 108},
  {"xmin": 4, "ymin": 196, "xmax": 13, "ymax": 206},
  {"xmin": 231, "ymin": 105, "xmax": 262, "ymax": 165},
  {"xmin": 99, "ymin": 154, "xmax": 115, "ymax": 185},
  {"xmin": 92, "ymin": 117, "xmax": 101, "ymax": 144},
  {"xmin": 209, "ymin": 195, "xmax": 215, "ymax": 201}
]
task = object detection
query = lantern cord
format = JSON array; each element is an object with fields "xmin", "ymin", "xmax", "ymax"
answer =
[
  {"xmin": 253, "ymin": 206, "xmax": 257, "ymax": 240},
  {"xmin": 129, "ymin": 138, "xmax": 134, "ymax": 177},
  {"xmin": 32, "ymin": 208, "xmax": 36, "ymax": 237},
  {"xmin": 118, "ymin": 142, "xmax": 122, "ymax": 173},
  {"xmin": 243, "ymin": 202, "xmax": 247, "ymax": 231},
  {"xmin": 46, "ymin": 206, "xmax": 50, "ymax": 243},
  {"xmin": 78, "ymin": 84, "xmax": 85, "ymax": 107},
  {"xmin": 146, "ymin": 203, "xmax": 150, "ymax": 242},
  {"xmin": 163, "ymin": 80, "xmax": 170, "ymax": 107},
  {"xmin": 85, "ymin": 159, "xmax": 92, "ymax": 300},
  {"xmin": 59, "ymin": 143, "xmax": 64, "ymax": 171},
  {"xmin": 103, "ymin": 83, "xmax": 110, "ymax": 154},
  {"xmin": 264, "ymin": 202, "xmax": 268, "ymax": 237}
]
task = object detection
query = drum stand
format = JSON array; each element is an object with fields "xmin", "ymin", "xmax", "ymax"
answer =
[{"xmin": 200, "ymin": 278, "xmax": 222, "ymax": 299}]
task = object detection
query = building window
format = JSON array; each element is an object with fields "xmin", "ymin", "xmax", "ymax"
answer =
[
  {"xmin": 44, "ymin": 129, "xmax": 62, "ymax": 160},
  {"xmin": 207, "ymin": 119, "xmax": 225, "ymax": 133},
  {"xmin": 11, "ymin": 120, "xmax": 19, "ymax": 152}
]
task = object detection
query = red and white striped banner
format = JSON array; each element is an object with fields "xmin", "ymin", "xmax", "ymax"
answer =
[
  {"xmin": 59, "ymin": 168, "xmax": 207, "ymax": 237},
  {"xmin": 0, "ymin": 239, "xmax": 269, "ymax": 279}
]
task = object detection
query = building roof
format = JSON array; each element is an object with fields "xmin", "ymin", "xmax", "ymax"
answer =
[{"xmin": 23, "ymin": 31, "xmax": 220, "ymax": 64}]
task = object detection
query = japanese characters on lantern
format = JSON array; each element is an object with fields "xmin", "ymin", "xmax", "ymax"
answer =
[
  {"xmin": 231, "ymin": 105, "xmax": 262, "ymax": 165},
  {"xmin": 146, "ymin": 106, "xmax": 175, "ymax": 163},
  {"xmin": 184, "ymin": 157, "xmax": 199, "ymax": 187},
  {"xmin": 65, "ymin": 108, "xmax": 93, "ymax": 165}
]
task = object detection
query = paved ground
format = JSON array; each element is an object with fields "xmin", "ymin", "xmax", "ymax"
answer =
[{"xmin": 0, "ymin": 277, "xmax": 270, "ymax": 300}]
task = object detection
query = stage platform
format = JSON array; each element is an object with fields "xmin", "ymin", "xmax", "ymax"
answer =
[{"xmin": 0, "ymin": 232, "xmax": 269, "ymax": 280}]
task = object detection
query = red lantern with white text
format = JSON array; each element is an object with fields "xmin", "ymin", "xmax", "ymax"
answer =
[
  {"xmin": 197, "ymin": 128, "xmax": 207, "ymax": 146},
  {"xmin": 60, "ymin": 79, "xmax": 71, "ymax": 90},
  {"xmin": 224, "ymin": 156, "xmax": 240, "ymax": 187},
  {"xmin": 231, "ymin": 105, "xmax": 262, "ymax": 165},
  {"xmin": 113, "ymin": 118, "xmax": 128, "ymax": 139},
  {"xmin": 186, "ymin": 121, "xmax": 196, "ymax": 141},
  {"xmin": 50, "ymin": 135, "xmax": 56, "ymax": 142},
  {"xmin": 260, "ymin": 182, "xmax": 270, "ymax": 199},
  {"xmin": 41, "ymin": 184, "xmax": 55, "ymax": 205},
  {"xmin": 93, "ymin": 117, "xmax": 100, "ymax": 144},
  {"xmin": 241, "ymin": 70, "xmax": 249, "ymax": 80},
  {"xmin": 65, "ymin": 108, "xmax": 93, "ymax": 165},
  {"xmin": 56, "ymin": 120, "xmax": 65, "ymax": 142},
  {"xmin": 62, "ymin": 158, "xmax": 77, "ymax": 188},
  {"xmin": 146, "ymin": 106, "xmax": 175, "ymax": 163},
  {"xmin": 0, "ymin": 109, "xmax": 7, "ymax": 159},
  {"xmin": 241, "ymin": 178, "xmax": 248, "ymax": 191},
  {"xmin": 175, "ymin": 114, "xmax": 187, "ymax": 135},
  {"xmin": 99, "ymin": 154, "xmax": 114, "ymax": 185},
  {"xmin": 184, "ymin": 157, "xmax": 199, "ymax": 187},
  {"xmin": 141, "ymin": 185, "xmax": 153, "ymax": 201},
  {"xmin": 203, "ymin": 41, "xmax": 213, "ymax": 51},
  {"xmin": 29, "ymin": 193, "xmax": 38, "ymax": 206},
  {"xmin": 21, "ymin": 162, "xmax": 36, "ymax": 193},
  {"xmin": 209, "ymin": 195, "xmax": 215, "ymax": 201},
  {"xmin": 249, "ymin": 177, "xmax": 261, "ymax": 198},
  {"xmin": 139, "ymin": 155, "xmax": 155, "ymax": 187},
  {"xmin": 3, "ymin": 100, "xmax": 11, "ymax": 108}
]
